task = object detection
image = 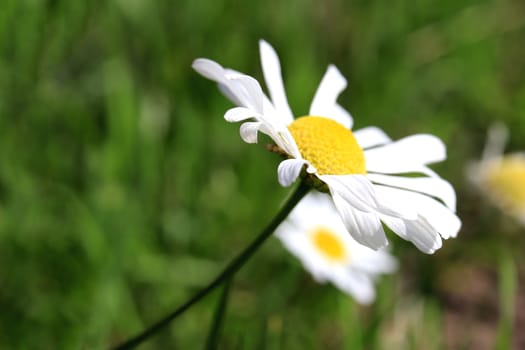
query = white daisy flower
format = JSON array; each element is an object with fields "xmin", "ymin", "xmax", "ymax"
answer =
[
  {"xmin": 467, "ymin": 122, "xmax": 525, "ymax": 224},
  {"xmin": 275, "ymin": 191, "xmax": 397, "ymax": 304},
  {"xmin": 192, "ymin": 40, "xmax": 461, "ymax": 253}
]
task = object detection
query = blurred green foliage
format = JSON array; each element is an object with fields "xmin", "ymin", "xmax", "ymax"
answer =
[{"xmin": 0, "ymin": 0, "xmax": 524, "ymax": 348}]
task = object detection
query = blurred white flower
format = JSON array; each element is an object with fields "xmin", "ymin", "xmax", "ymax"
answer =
[
  {"xmin": 467, "ymin": 122, "xmax": 525, "ymax": 224},
  {"xmin": 193, "ymin": 40, "xmax": 460, "ymax": 253},
  {"xmin": 275, "ymin": 191, "xmax": 397, "ymax": 304}
]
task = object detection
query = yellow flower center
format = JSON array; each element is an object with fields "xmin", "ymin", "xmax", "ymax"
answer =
[
  {"xmin": 288, "ymin": 116, "xmax": 366, "ymax": 175},
  {"xmin": 483, "ymin": 156, "xmax": 525, "ymax": 210},
  {"xmin": 311, "ymin": 226, "xmax": 347, "ymax": 262}
]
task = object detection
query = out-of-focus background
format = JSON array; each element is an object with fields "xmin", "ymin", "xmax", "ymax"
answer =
[{"xmin": 0, "ymin": 0, "xmax": 524, "ymax": 348}]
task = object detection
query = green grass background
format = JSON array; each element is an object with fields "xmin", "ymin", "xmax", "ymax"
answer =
[{"xmin": 0, "ymin": 0, "xmax": 524, "ymax": 348}]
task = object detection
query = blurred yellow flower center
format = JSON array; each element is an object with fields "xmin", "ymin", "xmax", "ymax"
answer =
[
  {"xmin": 311, "ymin": 227, "xmax": 346, "ymax": 262},
  {"xmin": 288, "ymin": 116, "xmax": 366, "ymax": 175},
  {"xmin": 483, "ymin": 156, "xmax": 525, "ymax": 209}
]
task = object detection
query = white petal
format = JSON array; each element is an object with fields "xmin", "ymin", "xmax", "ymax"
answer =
[
  {"xmin": 239, "ymin": 122, "xmax": 262, "ymax": 143},
  {"xmin": 367, "ymin": 173, "xmax": 457, "ymax": 211},
  {"xmin": 309, "ymin": 65, "xmax": 353, "ymax": 129},
  {"xmin": 378, "ymin": 215, "xmax": 407, "ymax": 239},
  {"xmin": 271, "ymin": 129, "xmax": 302, "ymax": 159},
  {"xmin": 274, "ymin": 225, "xmax": 333, "ymax": 281},
  {"xmin": 262, "ymin": 94, "xmax": 280, "ymax": 120},
  {"xmin": 321, "ymin": 175, "xmax": 405, "ymax": 219},
  {"xmin": 285, "ymin": 191, "xmax": 331, "ymax": 223},
  {"xmin": 405, "ymin": 217, "xmax": 443, "ymax": 253},
  {"xmin": 354, "ymin": 127, "xmax": 392, "ymax": 149},
  {"xmin": 351, "ymin": 247, "xmax": 399, "ymax": 275},
  {"xmin": 192, "ymin": 60, "xmax": 247, "ymax": 107},
  {"xmin": 332, "ymin": 269, "xmax": 376, "ymax": 304},
  {"xmin": 227, "ymin": 75, "xmax": 265, "ymax": 114},
  {"xmin": 365, "ymin": 134, "xmax": 446, "ymax": 174},
  {"xmin": 191, "ymin": 62, "xmax": 244, "ymax": 107},
  {"xmin": 277, "ymin": 159, "xmax": 306, "ymax": 187},
  {"xmin": 224, "ymin": 107, "xmax": 256, "ymax": 122},
  {"xmin": 223, "ymin": 68, "xmax": 245, "ymax": 79},
  {"xmin": 320, "ymin": 174, "xmax": 379, "ymax": 213},
  {"xmin": 379, "ymin": 215, "xmax": 441, "ymax": 254},
  {"xmin": 274, "ymin": 221, "xmax": 307, "ymax": 253},
  {"xmin": 375, "ymin": 185, "xmax": 461, "ymax": 239},
  {"xmin": 375, "ymin": 199, "xmax": 416, "ymax": 220},
  {"xmin": 331, "ymin": 192, "xmax": 388, "ymax": 250},
  {"xmin": 481, "ymin": 122, "xmax": 508, "ymax": 161},
  {"xmin": 329, "ymin": 104, "xmax": 353, "ymax": 130},
  {"xmin": 192, "ymin": 58, "xmax": 227, "ymax": 83},
  {"xmin": 372, "ymin": 185, "xmax": 418, "ymax": 220},
  {"xmin": 217, "ymin": 83, "xmax": 244, "ymax": 107},
  {"xmin": 193, "ymin": 58, "xmax": 266, "ymax": 114},
  {"xmin": 259, "ymin": 40, "xmax": 294, "ymax": 124}
]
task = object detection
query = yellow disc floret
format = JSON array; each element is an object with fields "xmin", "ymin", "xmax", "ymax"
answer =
[
  {"xmin": 311, "ymin": 227, "xmax": 347, "ymax": 262},
  {"xmin": 483, "ymin": 156, "xmax": 525, "ymax": 210},
  {"xmin": 288, "ymin": 116, "xmax": 366, "ymax": 175}
]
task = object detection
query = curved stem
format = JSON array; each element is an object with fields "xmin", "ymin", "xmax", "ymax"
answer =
[
  {"xmin": 113, "ymin": 182, "xmax": 309, "ymax": 349},
  {"xmin": 205, "ymin": 275, "xmax": 232, "ymax": 350}
]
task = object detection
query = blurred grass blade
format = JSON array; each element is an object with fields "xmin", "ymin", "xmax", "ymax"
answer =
[
  {"xmin": 337, "ymin": 293, "xmax": 363, "ymax": 349},
  {"xmin": 205, "ymin": 276, "xmax": 232, "ymax": 350},
  {"xmin": 494, "ymin": 253, "xmax": 517, "ymax": 350}
]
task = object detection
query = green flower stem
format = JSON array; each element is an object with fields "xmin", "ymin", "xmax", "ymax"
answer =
[
  {"xmin": 205, "ymin": 276, "xmax": 232, "ymax": 350},
  {"xmin": 113, "ymin": 182, "xmax": 310, "ymax": 349}
]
